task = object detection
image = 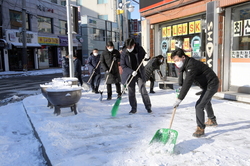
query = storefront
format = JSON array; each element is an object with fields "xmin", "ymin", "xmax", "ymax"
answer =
[
  {"xmin": 158, "ymin": 15, "xmax": 206, "ymax": 77},
  {"xmin": 5, "ymin": 29, "xmax": 41, "ymax": 71},
  {"xmin": 0, "ymin": 39, "xmax": 7, "ymax": 71},
  {"xmin": 223, "ymin": 2, "xmax": 250, "ymax": 92},
  {"xmin": 38, "ymin": 36, "xmax": 59, "ymax": 69}
]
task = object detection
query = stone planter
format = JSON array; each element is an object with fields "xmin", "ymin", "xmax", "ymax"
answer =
[{"xmin": 46, "ymin": 87, "xmax": 82, "ymax": 115}]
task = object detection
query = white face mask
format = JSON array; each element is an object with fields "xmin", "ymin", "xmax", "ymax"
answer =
[
  {"xmin": 175, "ymin": 60, "xmax": 184, "ymax": 68},
  {"xmin": 108, "ymin": 48, "xmax": 113, "ymax": 52},
  {"xmin": 127, "ymin": 47, "xmax": 134, "ymax": 53},
  {"xmin": 160, "ymin": 59, "xmax": 163, "ymax": 63},
  {"xmin": 93, "ymin": 53, "xmax": 98, "ymax": 56}
]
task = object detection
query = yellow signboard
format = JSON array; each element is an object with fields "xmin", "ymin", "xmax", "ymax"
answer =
[
  {"xmin": 162, "ymin": 27, "xmax": 167, "ymax": 38},
  {"xmin": 178, "ymin": 24, "xmax": 182, "ymax": 35},
  {"xmin": 195, "ymin": 20, "xmax": 201, "ymax": 33},
  {"xmin": 171, "ymin": 40, "xmax": 176, "ymax": 50},
  {"xmin": 167, "ymin": 53, "xmax": 174, "ymax": 63},
  {"xmin": 172, "ymin": 25, "xmax": 178, "ymax": 36},
  {"xmin": 167, "ymin": 26, "xmax": 172, "ymax": 37},
  {"xmin": 189, "ymin": 21, "xmax": 195, "ymax": 34},
  {"xmin": 182, "ymin": 23, "xmax": 188, "ymax": 35},
  {"xmin": 183, "ymin": 38, "xmax": 190, "ymax": 50},
  {"xmin": 38, "ymin": 37, "xmax": 59, "ymax": 45}
]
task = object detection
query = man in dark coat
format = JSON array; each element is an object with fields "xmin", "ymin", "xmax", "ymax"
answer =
[
  {"xmin": 62, "ymin": 55, "xmax": 69, "ymax": 77},
  {"xmin": 171, "ymin": 48, "xmax": 219, "ymax": 137},
  {"xmin": 100, "ymin": 41, "xmax": 121, "ymax": 100},
  {"xmin": 144, "ymin": 55, "xmax": 164, "ymax": 93},
  {"xmin": 73, "ymin": 54, "xmax": 83, "ymax": 86},
  {"xmin": 120, "ymin": 38, "xmax": 152, "ymax": 114},
  {"xmin": 87, "ymin": 48, "xmax": 101, "ymax": 93}
]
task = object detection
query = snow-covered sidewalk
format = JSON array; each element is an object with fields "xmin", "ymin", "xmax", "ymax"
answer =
[{"xmin": 22, "ymin": 86, "xmax": 250, "ymax": 166}]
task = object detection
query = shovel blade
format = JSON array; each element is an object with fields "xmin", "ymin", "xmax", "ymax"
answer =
[
  {"xmin": 150, "ymin": 128, "xmax": 178, "ymax": 152},
  {"xmin": 111, "ymin": 97, "xmax": 121, "ymax": 117},
  {"xmin": 82, "ymin": 82, "xmax": 90, "ymax": 91}
]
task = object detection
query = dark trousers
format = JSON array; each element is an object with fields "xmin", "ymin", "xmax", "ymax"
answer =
[
  {"xmin": 107, "ymin": 83, "xmax": 121, "ymax": 97},
  {"xmin": 149, "ymin": 76, "xmax": 154, "ymax": 91},
  {"xmin": 76, "ymin": 74, "xmax": 83, "ymax": 86},
  {"xmin": 91, "ymin": 74, "xmax": 101, "ymax": 92},
  {"xmin": 195, "ymin": 84, "xmax": 219, "ymax": 129},
  {"xmin": 128, "ymin": 77, "xmax": 151, "ymax": 111}
]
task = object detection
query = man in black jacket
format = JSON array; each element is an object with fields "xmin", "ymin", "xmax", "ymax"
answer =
[
  {"xmin": 144, "ymin": 55, "xmax": 164, "ymax": 93},
  {"xmin": 87, "ymin": 48, "xmax": 101, "ymax": 93},
  {"xmin": 120, "ymin": 38, "xmax": 152, "ymax": 114},
  {"xmin": 100, "ymin": 41, "xmax": 121, "ymax": 100},
  {"xmin": 171, "ymin": 48, "xmax": 219, "ymax": 137},
  {"xmin": 73, "ymin": 55, "xmax": 83, "ymax": 86}
]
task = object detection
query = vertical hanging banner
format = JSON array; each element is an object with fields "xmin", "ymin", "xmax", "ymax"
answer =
[
  {"xmin": 206, "ymin": 1, "xmax": 219, "ymax": 74},
  {"xmin": 172, "ymin": 25, "xmax": 178, "ymax": 36},
  {"xmin": 178, "ymin": 24, "xmax": 183, "ymax": 35},
  {"xmin": 167, "ymin": 26, "xmax": 172, "ymax": 37},
  {"xmin": 189, "ymin": 22, "xmax": 195, "ymax": 34},
  {"xmin": 171, "ymin": 40, "xmax": 176, "ymax": 50},
  {"xmin": 182, "ymin": 23, "xmax": 188, "ymax": 35}
]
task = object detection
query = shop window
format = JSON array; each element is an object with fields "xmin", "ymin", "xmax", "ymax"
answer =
[
  {"xmin": 9, "ymin": 10, "xmax": 30, "ymax": 30},
  {"xmin": 231, "ymin": 7, "xmax": 250, "ymax": 57},
  {"xmin": 59, "ymin": 20, "xmax": 67, "ymax": 35},
  {"xmin": 37, "ymin": 16, "xmax": 53, "ymax": 33},
  {"xmin": 98, "ymin": 15, "xmax": 108, "ymax": 20},
  {"xmin": 106, "ymin": 31, "xmax": 112, "ymax": 42},
  {"xmin": 61, "ymin": 0, "xmax": 66, "ymax": 6},
  {"xmin": 97, "ymin": 0, "xmax": 107, "ymax": 4},
  {"xmin": 51, "ymin": 0, "xmax": 57, "ymax": 4}
]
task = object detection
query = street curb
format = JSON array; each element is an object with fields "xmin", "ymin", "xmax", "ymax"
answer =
[{"xmin": 22, "ymin": 102, "xmax": 52, "ymax": 166}]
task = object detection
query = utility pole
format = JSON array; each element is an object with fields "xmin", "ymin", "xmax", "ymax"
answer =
[
  {"xmin": 22, "ymin": 0, "xmax": 27, "ymax": 71},
  {"xmin": 66, "ymin": 0, "xmax": 74, "ymax": 77}
]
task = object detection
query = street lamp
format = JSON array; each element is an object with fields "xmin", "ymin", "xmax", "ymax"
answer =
[{"xmin": 117, "ymin": 1, "xmax": 134, "ymax": 41}]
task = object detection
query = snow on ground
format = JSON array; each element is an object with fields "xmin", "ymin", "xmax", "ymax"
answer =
[
  {"xmin": 22, "ymin": 85, "xmax": 250, "ymax": 166},
  {"xmin": 1, "ymin": 69, "xmax": 250, "ymax": 165},
  {"xmin": 0, "ymin": 68, "xmax": 63, "ymax": 79}
]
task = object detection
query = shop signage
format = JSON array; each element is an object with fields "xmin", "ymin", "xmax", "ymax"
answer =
[
  {"xmin": 233, "ymin": 19, "xmax": 250, "ymax": 37},
  {"xmin": 58, "ymin": 36, "xmax": 68, "ymax": 46},
  {"xmin": 161, "ymin": 40, "xmax": 168, "ymax": 54},
  {"xmin": 206, "ymin": 2, "xmax": 215, "ymax": 69},
  {"xmin": 5, "ymin": 29, "xmax": 40, "ymax": 47},
  {"xmin": 38, "ymin": 37, "xmax": 59, "ymax": 46},
  {"xmin": 162, "ymin": 20, "xmax": 201, "ymax": 37}
]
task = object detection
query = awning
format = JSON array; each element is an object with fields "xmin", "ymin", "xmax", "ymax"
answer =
[{"xmin": 11, "ymin": 42, "xmax": 41, "ymax": 48}]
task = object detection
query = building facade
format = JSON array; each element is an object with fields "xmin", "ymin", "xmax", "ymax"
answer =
[
  {"xmin": 0, "ymin": 0, "xmax": 80, "ymax": 71},
  {"xmin": 80, "ymin": 15, "xmax": 119, "ymax": 65},
  {"xmin": 140, "ymin": 0, "xmax": 250, "ymax": 94}
]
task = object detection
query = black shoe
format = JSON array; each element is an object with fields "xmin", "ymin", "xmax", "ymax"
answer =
[
  {"xmin": 149, "ymin": 90, "xmax": 155, "ymax": 93},
  {"xmin": 92, "ymin": 90, "xmax": 95, "ymax": 93},
  {"xmin": 107, "ymin": 97, "xmax": 112, "ymax": 100},
  {"xmin": 129, "ymin": 110, "xmax": 137, "ymax": 114},
  {"xmin": 95, "ymin": 91, "xmax": 99, "ymax": 94},
  {"xmin": 117, "ymin": 94, "xmax": 122, "ymax": 99},
  {"xmin": 147, "ymin": 109, "xmax": 152, "ymax": 113}
]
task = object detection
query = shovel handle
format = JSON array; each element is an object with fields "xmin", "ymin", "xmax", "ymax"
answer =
[
  {"xmin": 168, "ymin": 107, "xmax": 177, "ymax": 129},
  {"xmin": 87, "ymin": 61, "xmax": 101, "ymax": 83}
]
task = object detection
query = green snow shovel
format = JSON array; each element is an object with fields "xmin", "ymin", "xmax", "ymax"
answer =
[
  {"xmin": 150, "ymin": 108, "xmax": 178, "ymax": 153},
  {"xmin": 111, "ymin": 58, "xmax": 146, "ymax": 117}
]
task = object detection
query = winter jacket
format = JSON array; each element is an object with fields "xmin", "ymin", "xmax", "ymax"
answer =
[
  {"xmin": 120, "ymin": 43, "xmax": 147, "ymax": 85},
  {"xmin": 144, "ymin": 57, "xmax": 162, "ymax": 81},
  {"xmin": 100, "ymin": 48, "xmax": 121, "ymax": 84},
  {"xmin": 87, "ymin": 54, "xmax": 101, "ymax": 74},
  {"xmin": 178, "ymin": 56, "xmax": 219, "ymax": 100},
  {"xmin": 73, "ymin": 58, "xmax": 82, "ymax": 77},
  {"xmin": 62, "ymin": 56, "xmax": 69, "ymax": 77}
]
